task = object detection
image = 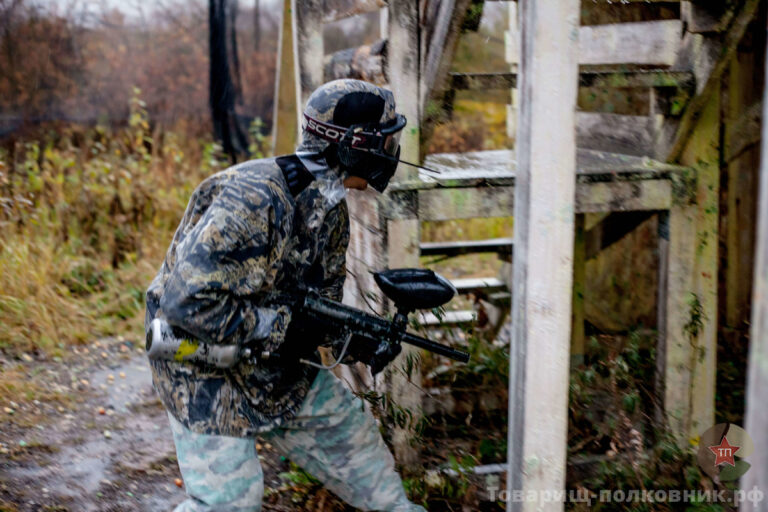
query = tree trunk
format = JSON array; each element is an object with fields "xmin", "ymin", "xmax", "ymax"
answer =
[{"xmin": 209, "ymin": 0, "xmax": 248, "ymax": 161}]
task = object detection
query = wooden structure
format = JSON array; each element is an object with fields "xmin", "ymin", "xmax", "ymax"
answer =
[{"xmin": 276, "ymin": 0, "xmax": 766, "ymax": 505}]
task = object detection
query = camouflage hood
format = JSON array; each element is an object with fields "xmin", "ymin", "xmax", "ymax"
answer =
[
  {"xmin": 297, "ymin": 79, "xmax": 398, "ymax": 154},
  {"xmin": 295, "ymin": 150, "xmax": 347, "ymax": 212}
]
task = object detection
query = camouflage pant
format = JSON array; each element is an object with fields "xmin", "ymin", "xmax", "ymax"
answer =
[{"xmin": 168, "ymin": 369, "xmax": 425, "ymax": 512}]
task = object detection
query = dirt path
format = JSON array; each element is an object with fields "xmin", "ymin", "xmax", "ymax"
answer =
[{"xmin": 0, "ymin": 340, "xmax": 298, "ymax": 512}]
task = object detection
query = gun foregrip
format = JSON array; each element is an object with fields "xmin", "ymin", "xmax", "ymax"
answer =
[{"xmin": 146, "ymin": 318, "xmax": 242, "ymax": 369}]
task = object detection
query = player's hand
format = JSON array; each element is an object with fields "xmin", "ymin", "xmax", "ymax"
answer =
[{"xmin": 344, "ymin": 335, "xmax": 402, "ymax": 375}]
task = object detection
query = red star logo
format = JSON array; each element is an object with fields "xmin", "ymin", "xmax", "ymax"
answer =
[{"xmin": 708, "ymin": 436, "xmax": 740, "ymax": 467}]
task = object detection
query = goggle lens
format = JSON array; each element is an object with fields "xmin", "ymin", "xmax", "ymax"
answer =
[{"xmin": 384, "ymin": 130, "xmax": 402, "ymax": 157}]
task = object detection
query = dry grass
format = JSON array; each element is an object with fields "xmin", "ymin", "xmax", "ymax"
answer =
[{"xmin": 0, "ymin": 93, "xmax": 230, "ymax": 357}]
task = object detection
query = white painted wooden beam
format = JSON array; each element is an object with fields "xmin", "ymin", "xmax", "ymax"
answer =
[
  {"xmin": 576, "ymin": 112, "xmax": 655, "ymax": 157},
  {"xmin": 579, "ymin": 20, "xmax": 682, "ymax": 67},
  {"xmin": 507, "ymin": 20, "xmax": 683, "ymax": 67},
  {"xmin": 508, "ymin": 1, "xmax": 579, "ymax": 511},
  {"xmin": 385, "ymin": 0, "xmax": 422, "ymax": 468},
  {"xmin": 740, "ymin": 21, "xmax": 768, "ymax": 507},
  {"xmin": 387, "ymin": 0, "xmax": 420, "ymax": 181}
]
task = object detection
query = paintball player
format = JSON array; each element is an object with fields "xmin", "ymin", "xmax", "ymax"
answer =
[{"xmin": 144, "ymin": 79, "xmax": 426, "ymax": 511}]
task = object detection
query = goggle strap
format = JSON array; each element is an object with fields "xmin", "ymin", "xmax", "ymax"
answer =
[
  {"xmin": 303, "ymin": 113, "xmax": 380, "ymax": 150},
  {"xmin": 303, "ymin": 113, "xmax": 438, "ymax": 175}
]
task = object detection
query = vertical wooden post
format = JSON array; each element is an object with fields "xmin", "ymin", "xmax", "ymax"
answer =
[
  {"xmin": 385, "ymin": 0, "xmax": 421, "ymax": 466},
  {"xmin": 292, "ymin": 0, "xmax": 324, "ymax": 124},
  {"xmin": 507, "ymin": 1, "xmax": 579, "ymax": 510},
  {"xmin": 663, "ymin": 200, "xmax": 697, "ymax": 436},
  {"xmin": 386, "ymin": 216, "xmax": 421, "ymax": 467},
  {"xmin": 665, "ymin": 91, "xmax": 720, "ymax": 440},
  {"xmin": 379, "ymin": 5, "xmax": 388, "ymax": 39},
  {"xmin": 386, "ymin": 0, "xmax": 420, "ymax": 181},
  {"xmin": 505, "ymin": 2, "xmax": 519, "ymax": 142},
  {"xmin": 272, "ymin": 0, "xmax": 298, "ymax": 155},
  {"xmin": 740, "ymin": 21, "xmax": 768, "ymax": 507}
]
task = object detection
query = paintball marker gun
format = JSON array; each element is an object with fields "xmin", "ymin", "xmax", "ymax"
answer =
[{"xmin": 146, "ymin": 268, "xmax": 470, "ymax": 369}]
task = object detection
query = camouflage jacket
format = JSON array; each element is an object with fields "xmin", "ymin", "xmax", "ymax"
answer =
[{"xmin": 145, "ymin": 154, "xmax": 350, "ymax": 437}]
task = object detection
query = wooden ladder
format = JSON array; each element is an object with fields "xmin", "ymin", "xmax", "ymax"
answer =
[{"xmin": 282, "ymin": 0, "xmax": 762, "ymax": 470}]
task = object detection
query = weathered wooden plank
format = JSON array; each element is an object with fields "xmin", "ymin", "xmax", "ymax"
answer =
[
  {"xmin": 575, "ymin": 180, "xmax": 672, "ymax": 212},
  {"xmin": 420, "ymin": 237, "xmax": 513, "ymax": 258},
  {"xmin": 321, "ymin": 0, "xmax": 386, "ymax": 23},
  {"xmin": 576, "ymin": 112, "xmax": 655, "ymax": 157},
  {"xmin": 419, "ymin": 187, "xmax": 514, "ymax": 220},
  {"xmin": 508, "ymin": 0, "xmax": 579, "ymax": 510},
  {"xmin": 578, "ymin": 69, "xmax": 695, "ymax": 90},
  {"xmin": 504, "ymin": 19, "xmax": 683, "ymax": 67},
  {"xmin": 579, "ymin": 20, "xmax": 682, "ymax": 67},
  {"xmin": 414, "ymin": 180, "xmax": 673, "ymax": 221},
  {"xmin": 272, "ymin": 0, "xmax": 298, "ymax": 155},
  {"xmin": 417, "ymin": 148, "xmax": 686, "ymax": 188},
  {"xmin": 741, "ymin": 22, "xmax": 768, "ymax": 503},
  {"xmin": 292, "ymin": 0, "xmax": 324, "ymax": 122},
  {"xmin": 449, "ymin": 69, "xmax": 695, "ymax": 91}
]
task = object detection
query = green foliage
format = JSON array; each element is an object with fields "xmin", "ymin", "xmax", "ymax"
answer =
[
  {"xmin": 355, "ymin": 389, "xmax": 428, "ymax": 438},
  {"xmin": 684, "ymin": 293, "xmax": 705, "ymax": 340},
  {"xmin": 567, "ymin": 331, "xmax": 719, "ymax": 511}
]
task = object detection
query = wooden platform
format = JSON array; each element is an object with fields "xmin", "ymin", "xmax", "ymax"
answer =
[{"xmin": 386, "ymin": 148, "xmax": 694, "ymax": 220}]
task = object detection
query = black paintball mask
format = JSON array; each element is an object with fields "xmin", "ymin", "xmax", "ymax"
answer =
[{"xmin": 303, "ymin": 91, "xmax": 407, "ymax": 193}]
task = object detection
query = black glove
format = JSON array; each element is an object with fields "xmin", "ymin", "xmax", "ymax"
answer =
[{"xmin": 343, "ymin": 335, "xmax": 402, "ymax": 375}]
